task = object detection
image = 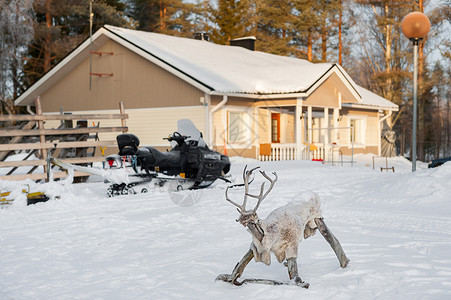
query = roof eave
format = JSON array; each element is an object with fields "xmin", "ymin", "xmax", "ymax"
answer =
[
  {"xmin": 342, "ymin": 103, "xmax": 399, "ymax": 111},
  {"xmin": 209, "ymin": 91, "xmax": 308, "ymax": 99}
]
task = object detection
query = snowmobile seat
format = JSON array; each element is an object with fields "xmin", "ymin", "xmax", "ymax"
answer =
[
  {"xmin": 136, "ymin": 147, "xmax": 150, "ymax": 156},
  {"xmin": 143, "ymin": 147, "xmax": 181, "ymax": 167},
  {"xmin": 117, "ymin": 134, "xmax": 140, "ymax": 156}
]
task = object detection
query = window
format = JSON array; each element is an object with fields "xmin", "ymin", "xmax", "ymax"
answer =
[
  {"xmin": 228, "ymin": 111, "xmax": 250, "ymax": 143},
  {"xmin": 349, "ymin": 118, "xmax": 366, "ymax": 146},
  {"xmin": 271, "ymin": 113, "xmax": 280, "ymax": 143}
]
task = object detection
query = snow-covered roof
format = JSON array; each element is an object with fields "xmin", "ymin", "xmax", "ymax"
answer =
[
  {"xmin": 15, "ymin": 25, "xmax": 397, "ymax": 111},
  {"xmin": 343, "ymin": 85, "xmax": 399, "ymax": 111},
  {"xmin": 104, "ymin": 25, "xmax": 342, "ymax": 95}
]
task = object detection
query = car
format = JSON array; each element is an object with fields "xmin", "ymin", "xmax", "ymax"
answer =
[{"xmin": 428, "ymin": 157, "xmax": 451, "ymax": 168}]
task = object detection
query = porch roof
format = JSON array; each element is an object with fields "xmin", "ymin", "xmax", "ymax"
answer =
[{"xmin": 343, "ymin": 85, "xmax": 399, "ymax": 111}]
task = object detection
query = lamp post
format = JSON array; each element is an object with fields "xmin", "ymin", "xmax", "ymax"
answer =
[{"xmin": 401, "ymin": 12, "xmax": 430, "ymax": 172}]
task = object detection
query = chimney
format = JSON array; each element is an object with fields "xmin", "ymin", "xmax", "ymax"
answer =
[
  {"xmin": 230, "ymin": 36, "xmax": 256, "ymax": 51},
  {"xmin": 193, "ymin": 32, "xmax": 209, "ymax": 41}
]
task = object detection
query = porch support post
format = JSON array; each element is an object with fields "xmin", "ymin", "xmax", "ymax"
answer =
[
  {"xmin": 324, "ymin": 107, "xmax": 329, "ymax": 162},
  {"xmin": 324, "ymin": 107, "xmax": 329, "ymax": 146},
  {"xmin": 307, "ymin": 106, "xmax": 313, "ymax": 144},
  {"xmin": 333, "ymin": 108, "xmax": 339, "ymax": 144},
  {"xmin": 296, "ymin": 98, "xmax": 303, "ymax": 160},
  {"xmin": 209, "ymin": 95, "xmax": 228, "ymax": 149},
  {"xmin": 205, "ymin": 93, "xmax": 211, "ymax": 146},
  {"xmin": 307, "ymin": 106, "xmax": 312, "ymax": 160}
]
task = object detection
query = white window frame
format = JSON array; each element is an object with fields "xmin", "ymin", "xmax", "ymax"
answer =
[
  {"xmin": 226, "ymin": 108, "xmax": 253, "ymax": 148},
  {"xmin": 348, "ymin": 116, "xmax": 366, "ymax": 148}
]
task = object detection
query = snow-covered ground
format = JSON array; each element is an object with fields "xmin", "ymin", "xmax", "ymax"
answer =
[{"xmin": 1, "ymin": 155, "xmax": 450, "ymax": 299}]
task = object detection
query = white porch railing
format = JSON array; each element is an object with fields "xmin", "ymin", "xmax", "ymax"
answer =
[
  {"xmin": 258, "ymin": 143, "xmax": 328, "ymax": 161},
  {"xmin": 258, "ymin": 143, "xmax": 297, "ymax": 161}
]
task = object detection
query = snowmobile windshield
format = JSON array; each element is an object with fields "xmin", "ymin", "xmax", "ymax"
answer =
[{"xmin": 171, "ymin": 119, "xmax": 207, "ymax": 148}]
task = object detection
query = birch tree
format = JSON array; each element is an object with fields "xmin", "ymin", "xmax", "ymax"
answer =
[{"xmin": 352, "ymin": 0, "xmax": 412, "ymax": 156}]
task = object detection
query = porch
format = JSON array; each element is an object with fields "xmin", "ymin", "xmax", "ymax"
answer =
[
  {"xmin": 257, "ymin": 142, "xmax": 348, "ymax": 163},
  {"xmin": 255, "ymin": 101, "xmax": 354, "ymax": 162}
]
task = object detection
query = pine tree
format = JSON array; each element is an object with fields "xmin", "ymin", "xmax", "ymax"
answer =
[
  {"xmin": 202, "ymin": 0, "xmax": 253, "ymax": 45},
  {"xmin": 251, "ymin": 0, "xmax": 296, "ymax": 55},
  {"xmin": 333, "ymin": 0, "xmax": 356, "ymax": 66},
  {"xmin": 126, "ymin": 0, "xmax": 197, "ymax": 37},
  {"xmin": 22, "ymin": 0, "xmax": 132, "ymax": 89},
  {"xmin": 293, "ymin": 0, "xmax": 341, "ymax": 62}
]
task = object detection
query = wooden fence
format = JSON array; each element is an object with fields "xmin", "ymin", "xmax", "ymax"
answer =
[{"xmin": 0, "ymin": 98, "xmax": 128, "ymax": 181}]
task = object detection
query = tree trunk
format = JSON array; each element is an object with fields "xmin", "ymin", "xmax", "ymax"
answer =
[
  {"xmin": 321, "ymin": 17, "xmax": 327, "ymax": 62},
  {"xmin": 447, "ymin": 101, "xmax": 450, "ymax": 157},
  {"xmin": 400, "ymin": 127, "xmax": 405, "ymax": 156},
  {"xmin": 160, "ymin": 1, "xmax": 167, "ymax": 31},
  {"xmin": 383, "ymin": 4, "xmax": 393, "ymax": 101},
  {"xmin": 417, "ymin": 0, "xmax": 426, "ymax": 161},
  {"xmin": 44, "ymin": 0, "xmax": 52, "ymax": 73},
  {"xmin": 307, "ymin": 31, "xmax": 313, "ymax": 62}
]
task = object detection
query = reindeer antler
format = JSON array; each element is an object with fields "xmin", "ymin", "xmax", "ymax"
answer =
[
  {"xmin": 225, "ymin": 166, "xmax": 277, "ymax": 214},
  {"xmin": 247, "ymin": 171, "xmax": 278, "ymax": 213}
]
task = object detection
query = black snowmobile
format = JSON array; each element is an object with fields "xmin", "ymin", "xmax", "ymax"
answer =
[{"xmin": 105, "ymin": 119, "xmax": 231, "ymax": 196}]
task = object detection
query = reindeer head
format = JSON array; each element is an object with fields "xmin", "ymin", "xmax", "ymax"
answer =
[{"xmin": 225, "ymin": 166, "xmax": 278, "ymax": 228}]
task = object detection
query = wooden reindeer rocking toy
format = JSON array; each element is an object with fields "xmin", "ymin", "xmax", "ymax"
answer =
[{"xmin": 216, "ymin": 166, "xmax": 350, "ymax": 288}]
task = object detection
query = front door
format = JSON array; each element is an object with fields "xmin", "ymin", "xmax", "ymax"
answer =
[{"xmin": 271, "ymin": 113, "xmax": 280, "ymax": 143}]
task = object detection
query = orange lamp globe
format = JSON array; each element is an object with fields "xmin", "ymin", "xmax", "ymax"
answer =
[{"xmin": 401, "ymin": 12, "xmax": 431, "ymax": 40}]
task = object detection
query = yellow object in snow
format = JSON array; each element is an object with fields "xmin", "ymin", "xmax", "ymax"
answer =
[
  {"xmin": 303, "ymin": 143, "xmax": 318, "ymax": 151},
  {"xmin": 1, "ymin": 188, "xmax": 50, "ymax": 206}
]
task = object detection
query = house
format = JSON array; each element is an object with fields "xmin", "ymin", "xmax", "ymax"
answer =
[{"xmin": 15, "ymin": 25, "xmax": 398, "ymax": 161}]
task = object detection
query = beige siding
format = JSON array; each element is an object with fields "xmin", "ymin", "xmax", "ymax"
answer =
[
  {"xmin": 257, "ymin": 108, "xmax": 270, "ymax": 144},
  {"xmin": 212, "ymin": 96, "xmax": 254, "ymax": 107},
  {"xmin": 340, "ymin": 146, "xmax": 378, "ymax": 156},
  {"xmin": 304, "ymin": 73, "xmax": 359, "ymax": 108},
  {"xmin": 342, "ymin": 108, "xmax": 378, "ymax": 117},
  {"xmin": 41, "ymin": 39, "xmax": 205, "ymax": 112},
  {"xmin": 263, "ymin": 108, "xmax": 295, "ymax": 144},
  {"xmin": 336, "ymin": 113, "xmax": 379, "ymax": 155},
  {"xmin": 118, "ymin": 107, "xmax": 206, "ymax": 146},
  {"xmin": 44, "ymin": 106, "xmax": 205, "ymax": 148},
  {"xmin": 211, "ymin": 105, "xmax": 258, "ymax": 156},
  {"xmin": 366, "ymin": 117, "xmax": 379, "ymax": 146},
  {"xmin": 211, "ymin": 109, "xmax": 224, "ymax": 150},
  {"xmin": 253, "ymin": 99, "xmax": 297, "ymax": 107},
  {"xmin": 215, "ymin": 146, "xmax": 256, "ymax": 158},
  {"xmin": 284, "ymin": 112, "xmax": 295, "ymax": 143},
  {"xmin": 336, "ymin": 117, "xmax": 350, "ymax": 146}
]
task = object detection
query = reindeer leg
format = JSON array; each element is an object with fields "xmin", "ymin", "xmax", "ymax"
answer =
[
  {"xmin": 314, "ymin": 217, "xmax": 350, "ymax": 268},
  {"xmin": 216, "ymin": 249, "xmax": 254, "ymax": 285},
  {"xmin": 286, "ymin": 258, "xmax": 310, "ymax": 288}
]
